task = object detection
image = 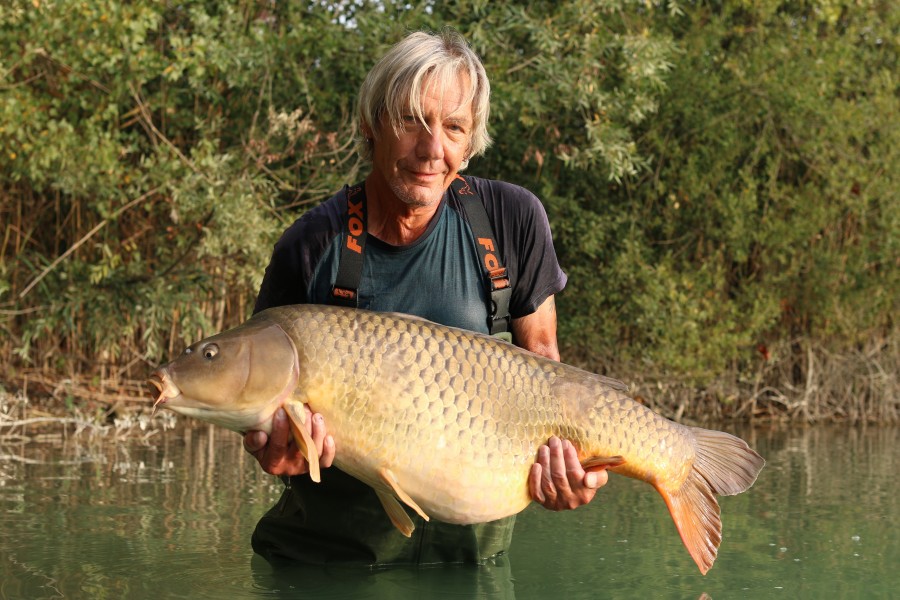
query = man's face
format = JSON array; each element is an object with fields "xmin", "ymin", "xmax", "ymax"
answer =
[{"xmin": 369, "ymin": 72, "xmax": 474, "ymax": 208}]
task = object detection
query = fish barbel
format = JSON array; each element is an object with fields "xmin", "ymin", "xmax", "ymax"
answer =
[{"xmin": 147, "ymin": 304, "xmax": 764, "ymax": 574}]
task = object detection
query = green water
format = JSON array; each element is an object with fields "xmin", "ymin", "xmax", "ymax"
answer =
[{"xmin": 1, "ymin": 425, "xmax": 897, "ymax": 599}]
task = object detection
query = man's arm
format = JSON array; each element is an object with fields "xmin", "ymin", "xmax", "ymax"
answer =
[
  {"xmin": 510, "ymin": 294, "xmax": 561, "ymax": 360},
  {"xmin": 512, "ymin": 295, "xmax": 609, "ymax": 511}
]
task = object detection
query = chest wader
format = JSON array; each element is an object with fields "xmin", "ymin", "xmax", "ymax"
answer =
[{"xmin": 251, "ymin": 176, "xmax": 517, "ymax": 566}]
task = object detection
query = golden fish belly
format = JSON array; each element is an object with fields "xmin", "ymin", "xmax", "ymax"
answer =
[{"xmin": 263, "ymin": 305, "xmax": 696, "ymax": 524}]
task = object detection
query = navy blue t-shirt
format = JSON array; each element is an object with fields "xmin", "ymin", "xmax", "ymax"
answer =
[{"xmin": 254, "ymin": 176, "xmax": 567, "ymax": 331}]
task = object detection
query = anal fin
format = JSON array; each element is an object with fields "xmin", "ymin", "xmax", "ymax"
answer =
[
  {"xmin": 283, "ymin": 400, "xmax": 321, "ymax": 483},
  {"xmin": 376, "ymin": 490, "xmax": 415, "ymax": 537},
  {"xmin": 378, "ymin": 467, "xmax": 430, "ymax": 522},
  {"xmin": 581, "ymin": 455, "xmax": 626, "ymax": 472}
]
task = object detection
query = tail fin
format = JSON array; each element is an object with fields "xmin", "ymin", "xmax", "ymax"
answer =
[{"xmin": 657, "ymin": 428, "xmax": 765, "ymax": 575}]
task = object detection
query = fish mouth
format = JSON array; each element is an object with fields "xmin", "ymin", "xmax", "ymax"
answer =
[{"xmin": 147, "ymin": 369, "xmax": 181, "ymax": 417}]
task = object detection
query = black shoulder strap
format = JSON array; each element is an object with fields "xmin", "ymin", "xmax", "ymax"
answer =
[
  {"xmin": 329, "ymin": 176, "xmax": 512, "ymax": 336},
  {"xmin": 330, "ymin": 183, "xmax": 367, "ymax": 307},
  {"xmin": 449, "ymin": 175, "xmax": 512, "ymax": 336}
]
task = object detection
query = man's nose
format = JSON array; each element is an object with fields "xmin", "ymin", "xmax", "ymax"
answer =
[{"xmin": 417, "ymin": 125, "xmax": 445, "ymax": 160}]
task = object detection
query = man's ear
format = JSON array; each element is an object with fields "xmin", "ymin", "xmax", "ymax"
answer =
[{"xmin": 360, "ymin": 121, "xmax": 374, "ymax": 140}]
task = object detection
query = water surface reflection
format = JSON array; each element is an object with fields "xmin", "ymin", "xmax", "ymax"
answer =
[{"xmin": 1, "ymin": 425, "xmax": 896, "ymax": 599}]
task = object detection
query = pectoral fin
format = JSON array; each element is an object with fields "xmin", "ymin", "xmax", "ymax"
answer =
[
  {"xmin": 378, "ymin": 467, "xmax": 429, "ymax": 522},
  {"xmin": 283, "ymin": 400, "xmax": 320, "ymax": 483},
  {"xmin": 581, "ymin": 455, "xmax": 626, "ymax": 472},
  {"xmin": 375, "ymin": 490, "xmax": 415, "ymax": 537}
]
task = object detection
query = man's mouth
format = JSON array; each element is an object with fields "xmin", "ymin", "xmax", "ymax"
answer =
[{"xmin": 403, "ymin": 164, "xmax": 445, "ymax": 178}]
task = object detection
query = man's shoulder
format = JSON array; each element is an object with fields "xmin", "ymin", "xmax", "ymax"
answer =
[
  {"xmin": 457, "ymin": 175, "xmax": 564, "ymax": 318},
  {"xmin": 465, "ymin": 176, "xmax": 540, "ymax": 204},
  {"xmin": 461, "ymin": 175, "xmax": 548, "ymax": 227},
  {"xmin": 274, "ymin": 189, "xmax": 345, "ymax": 250}
]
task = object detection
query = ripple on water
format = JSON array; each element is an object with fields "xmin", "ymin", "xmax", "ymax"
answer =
[{"xmin": 2, "ymin": 425, "xmax": 900, "ymax": 599}]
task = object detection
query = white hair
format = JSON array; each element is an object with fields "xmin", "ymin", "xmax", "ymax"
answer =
[{"xmin": 356, "ymin": 29, "xmax": 492, "ymax": 163}]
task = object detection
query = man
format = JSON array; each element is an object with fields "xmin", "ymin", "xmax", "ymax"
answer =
[{"xmin": 244, "ymin": 30, "xmax": 607, "ymax": 565}]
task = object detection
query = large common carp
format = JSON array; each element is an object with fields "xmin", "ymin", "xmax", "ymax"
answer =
[{"xmin": 148, "ymin": 304, "xmax": 764, "ymax": 574}]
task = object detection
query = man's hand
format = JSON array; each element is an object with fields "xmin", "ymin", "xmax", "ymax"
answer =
[
  {"xmin": 243, "ymin": 406, "xmax": 336, "ymax": 477},
  {"xmin": 528, "ymin": 436, "xmax": 608, "ymax": 511},
  {"xmin": 515, "ymin": 299, "xmax": 603, "ymax": 510}
]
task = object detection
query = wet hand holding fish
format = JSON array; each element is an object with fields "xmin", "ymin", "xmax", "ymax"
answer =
[{"xmin": 148, "ymin": 304, "xmax": 764, "ymax": 574}]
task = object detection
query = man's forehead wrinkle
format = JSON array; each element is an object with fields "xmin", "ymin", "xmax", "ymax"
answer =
[{"xmin": 409, "ymin": 74, "xmax": 473, "ymax": 120}]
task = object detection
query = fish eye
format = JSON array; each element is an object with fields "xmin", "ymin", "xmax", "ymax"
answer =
[{"xmin": 203, "ymin": 344, "xmax": 219, "ymax": 359}]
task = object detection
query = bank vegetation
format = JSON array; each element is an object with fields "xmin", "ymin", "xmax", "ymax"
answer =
[{"xmin": 1, "ymin": 1, "xmax": 897, "ymax": 428}]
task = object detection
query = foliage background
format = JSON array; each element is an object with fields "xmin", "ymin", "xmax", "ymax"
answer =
[{"xmin": 1, "ymin": 0, "xmax": 897, "ymax": 422}]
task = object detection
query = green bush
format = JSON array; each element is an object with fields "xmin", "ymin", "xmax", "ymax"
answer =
[{"xmin": 1, "ymin": 0, "xmax": 896, "ymax": 421}]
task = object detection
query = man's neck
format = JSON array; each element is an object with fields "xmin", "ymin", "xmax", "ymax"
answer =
[{"xmin": 364, "ymin": 174, "xmax": 444, "ymax": 246}]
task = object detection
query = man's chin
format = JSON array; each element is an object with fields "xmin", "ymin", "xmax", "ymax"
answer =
[{"xmin": 391, "ymin": 182, "xmax": 444, "ymax": 208}]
